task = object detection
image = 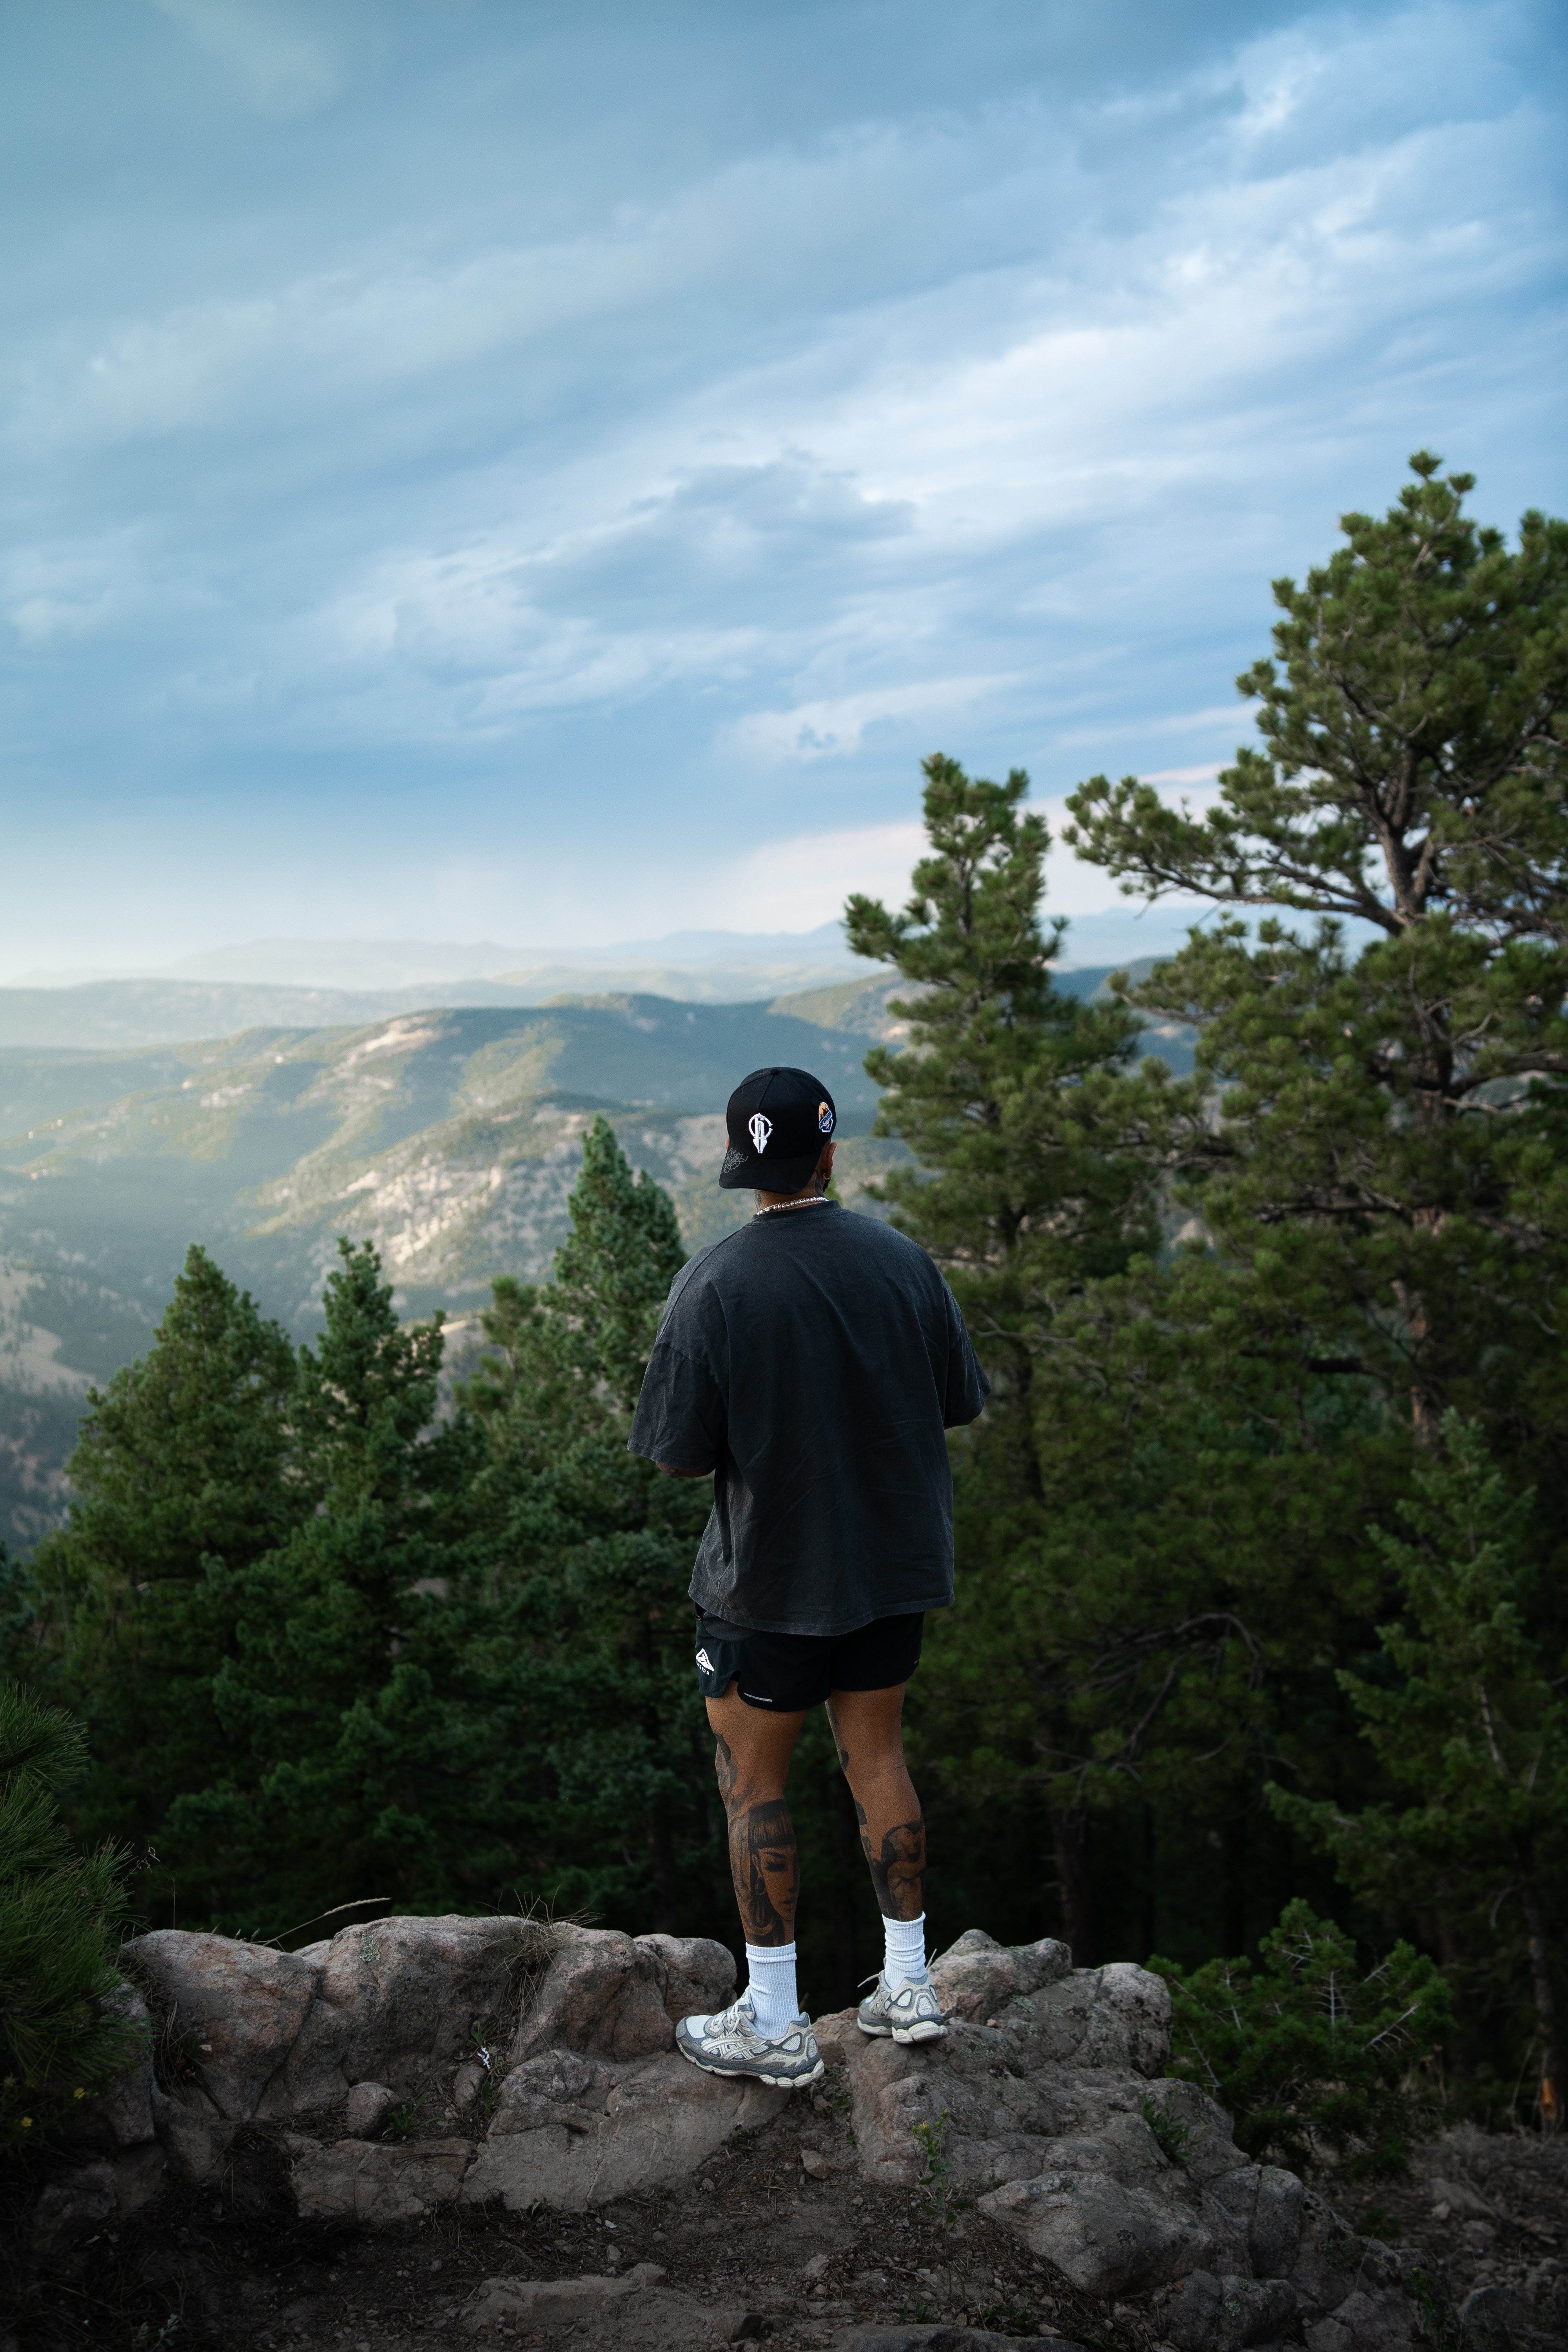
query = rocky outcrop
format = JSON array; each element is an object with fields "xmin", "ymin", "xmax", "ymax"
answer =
[
  {"xmin": 37, "ymin": 1916, "xmax": 1456, "ymax": 2347},
  {"xmin": 807, "ymin": 1931, "xmax": 1434, "ymax": 2341}
]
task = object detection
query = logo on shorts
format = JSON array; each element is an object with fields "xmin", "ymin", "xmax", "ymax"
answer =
[
  {"xmin": 748, "ymin": 1111, "xmax": 773, "ymax": 1154},
  {"xmin": 818, "ymin": 1101, "xmax": 834, "ymax": 1134},
  {"xmin": 695, "ymin": 1646, "xmax": 714, "ymax": 1672}
]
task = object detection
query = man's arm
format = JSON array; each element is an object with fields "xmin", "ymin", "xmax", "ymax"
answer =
[{"xmin": 657, "ymin": 1462, "xmax": 712, "ymax": 1479}]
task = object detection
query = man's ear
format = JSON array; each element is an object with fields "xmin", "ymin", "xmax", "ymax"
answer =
[{"xmin": 818, "ymin": 1139, "xmax": 837, "ymax": 1187}]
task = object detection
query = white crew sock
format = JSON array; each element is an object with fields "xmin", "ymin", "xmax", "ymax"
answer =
[
  {"xmin": 744, "ymin": 1942, "xmax": 800, "ymax": 2039},
  {"xmin": 883, "ymin": 1912, "xmax": 927, "ymax": 1988}
]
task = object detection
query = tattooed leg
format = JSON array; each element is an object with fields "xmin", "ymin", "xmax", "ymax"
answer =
[
  {"xmin": 706, "ymin": 1685, "xmax": 806, "ymax": 1947},
  {"xmin": 729, "ymin": 1794, "xmax": 800, "ymax": 1945},
  {"xmin": 827, "ymin": 1683, "xmax": 927, "ymax": 1920}
]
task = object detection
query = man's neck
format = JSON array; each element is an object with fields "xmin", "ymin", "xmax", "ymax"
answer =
[{"xmin": 756, "ymin": 1180, "xmax": 827, "ymax": 1211}]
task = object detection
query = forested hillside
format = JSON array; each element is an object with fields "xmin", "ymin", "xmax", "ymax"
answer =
[{"xmin": 7, "ymin": 457, "xmax": 1566, "ymax": 2161}]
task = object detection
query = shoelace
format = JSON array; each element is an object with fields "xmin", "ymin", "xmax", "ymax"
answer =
[{"xmin": 858, "ymin": 1969, "xmax": 937, "ymax": 2000}]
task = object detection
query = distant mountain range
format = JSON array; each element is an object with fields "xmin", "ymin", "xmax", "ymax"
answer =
[
  {"xmin": 1, "ymin": 908, "xmax": 1212, "ymax": 1049},
  {"xmin": 0, "ymin": 962, "xmax": 1192, "ymax": 1549}
]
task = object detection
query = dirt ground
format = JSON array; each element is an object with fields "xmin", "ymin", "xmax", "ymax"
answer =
[
  {"xmin": 4, "ymin": 2072, "xmax": 1149, "ymax": 2352},
  {"xmin": 8, "ymin": 2081, "xmax": 1568, "ymax": 2350},
  {"xmin": 1336, "ymin": 2125, "xmax": 1568, "ymax": 2342}
]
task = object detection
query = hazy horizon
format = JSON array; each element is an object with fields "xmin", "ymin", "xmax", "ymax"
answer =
[{"xmin": 0, "ymin": 901, "xmax": 1211, "ymax": 992}]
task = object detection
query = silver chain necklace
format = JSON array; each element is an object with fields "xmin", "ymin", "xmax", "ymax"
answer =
[{"xmin": 753, "ymin": 1193, "xmax": 829, "ymax": 1220}]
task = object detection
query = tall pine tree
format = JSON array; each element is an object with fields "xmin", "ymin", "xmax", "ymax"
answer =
[
  {"xmin": 1063, "ymin": 454, "xmax": 1568, "ymax": 1460},
  {"xmin": 845, "ymin": 755, "xmax": 1183, "ymax": 1958},
  {"xmin": 462, "ymin": 1119, "xmax": 719, "ymax": 1936},
  {"xmin": 33, "ymin": 1246, "xmax": 299, "ymax": 1871},
  {"xmin": 163, "ymin": 1243, "xmax": 483, "ymax": 1932}
]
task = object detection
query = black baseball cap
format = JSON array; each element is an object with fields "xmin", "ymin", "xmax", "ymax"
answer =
[{"xmin": 719, "ymin": 1066, "xmax": 838, "ymax": 1191}]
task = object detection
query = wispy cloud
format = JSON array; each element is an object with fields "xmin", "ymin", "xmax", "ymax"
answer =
[
  {"xmin": 720, "ymin": 822, "xmax": 931, "ymax": 930},
  {"xmin": 724, "ymin": 677, "xmax": 1022, "ymax": 764}
]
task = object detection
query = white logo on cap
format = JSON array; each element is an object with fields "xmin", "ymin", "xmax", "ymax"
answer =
[
  {"xmin": 818, "ymin": 1101, "xmax": 834, "ymax": 1134},
  {"xmin": 748, "ymin": 1111, "xmax": 773, "ymax": 1153}
]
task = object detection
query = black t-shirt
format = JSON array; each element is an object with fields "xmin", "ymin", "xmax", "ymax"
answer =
[{"xmin": 627, "ymin": 1201, "xmax": 989, "ymax": 1636}]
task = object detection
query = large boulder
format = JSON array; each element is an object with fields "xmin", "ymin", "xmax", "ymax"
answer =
[
  {"xmin": 123, "ymin": 1912, "xmax": 563, "ymax": 2120},
  {"xmin": 825, "ymin": 1949, "xmax": 1191, "ymax": 2196},
  {"xmin": 510, "ymin": 1927, "xmax": 735, "ymax": 2064},
  {"xmin": 276, "ymin": 1913, "xmax": 532, "ymax": 2109},
  {"xmin": 515, "ymin": 1929, "xmax": 738, "ymax": 2060},
  {"xmin": 125, "ymin": 1931, "xmax": 316, "ymax": 2120}
]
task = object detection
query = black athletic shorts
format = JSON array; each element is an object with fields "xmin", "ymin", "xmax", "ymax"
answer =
[{"xmin": 693, "ymin": 1608, "xmax": 924, "ymax": 1711}]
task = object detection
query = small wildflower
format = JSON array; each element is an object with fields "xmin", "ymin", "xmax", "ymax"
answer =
[
  {"xmin": 21, "ymin": 2116, "xmax": 32, "ymax": 2129},
  {"xmin": 74, "ymin": 2087, "xmax": 87, "ymax": 2100}
]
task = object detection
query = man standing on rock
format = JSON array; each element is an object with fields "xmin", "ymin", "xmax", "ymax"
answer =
[{"xmin": 628, "ymin": 1065, "xmax": 989, "ymax": 2090}]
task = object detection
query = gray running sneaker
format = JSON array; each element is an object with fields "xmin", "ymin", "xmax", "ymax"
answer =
[
  {"xmin": 675, "ymin": 1992, "xmax": 826, "ymax": 2089},
  {"xmin": 857, "ymin": 1969, "xmax": 947, "ymax": 2043}
]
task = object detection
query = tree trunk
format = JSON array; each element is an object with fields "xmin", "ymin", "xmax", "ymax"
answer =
[
  {"xmin": 1049, "ymin": 1799, "xmax": 1094, "ymax": 1965},
  {"xmin": 1140, "ymin": 1804, "xmax": 1157, "ymax": 1962},
  {"xmin": 1393, "ymin": 1265, "xmax": 1442, "ymax": 1448},
  {"xmin": 1222, "ymin": 1808, "xmax": 1249, "ymax": 1958},
  {"xmin": 1519, "ymin": 1882, "xmax": 1561, "ymax": 2132}
]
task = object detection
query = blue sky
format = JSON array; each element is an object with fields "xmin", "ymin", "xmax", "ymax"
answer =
[{"xmin": 2, "ymin": 0, "xmax": 1564, "ymax": 974}]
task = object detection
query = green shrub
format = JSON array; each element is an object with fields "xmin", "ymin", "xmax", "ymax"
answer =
[
  {"xmin": 1148, "ymin": 1899, "xmax": 1452, "ymax": 2180},
  {"xmin": 1, "ymin": 1680, "xmax": 143, "ymax": 2151}
]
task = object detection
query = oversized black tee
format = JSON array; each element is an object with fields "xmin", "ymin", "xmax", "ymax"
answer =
[{"xmin": 627, "ymin": 1201, "xmax": 989, "ymax": 1636}]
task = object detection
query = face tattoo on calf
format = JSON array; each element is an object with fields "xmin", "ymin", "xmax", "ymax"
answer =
[
  {"xmin": 715, "ymin": 1732, "xmax": 800, "ymax": 1946},
  {"xmin": 734, "ymin": 1796, "xmax": 800, "ymax": 1947},
  {"xmin": 866, "ymin": 1815, "xmax": 927, "ymax": 1922}
]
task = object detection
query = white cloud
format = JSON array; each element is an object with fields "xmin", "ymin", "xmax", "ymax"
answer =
[
  {"xmin": 718, "ymin": 822, "xmax": 930, "ymax": 930},
  {"xmin": 724, "ymin": 676, "xmax": 1021, "ymax": 764}
]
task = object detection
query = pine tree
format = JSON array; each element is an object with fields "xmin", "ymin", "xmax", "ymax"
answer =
[
  {"xmin": 163, "ymin": 1242, "xmax": 484, "ymax": 1932},
  {"xmin": 845, "ymin": 755, "xmax": 1190, "ymax": 1959},
  {"xmin": 32, "ymin": 1246, "xmax": 299, "ymax": 1863},
  {"xmin": 553, "ymin": 1115, "xmax": 688, "ymax": 1412},
  {"xmin": 461, "ymin": 1120, "xmax": 719, "ymax": 1937},
  {"xmin": 1271, "ymin": 1417, "xmax": 1568, "ymax": 2130},
  {"xmin": 1063, "ymin": 454, "xmax": 1568, "ymax": 1456},
  {"xmin": 1151, "ymin": 1899, "xmax": 1451, "ymax": 2180},
  {"xmin": 845, "ymin": 756, "xmax": 1168, "ymax": 1339}
]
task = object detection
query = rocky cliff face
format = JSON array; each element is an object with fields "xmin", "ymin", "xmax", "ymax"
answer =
[{"xmin": 28, "ymin": 1918, "xmax": 1522, "ymax": 2351}]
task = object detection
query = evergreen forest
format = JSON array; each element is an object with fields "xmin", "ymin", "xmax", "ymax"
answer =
[{"xmin": 6, "ymin": 455, "xmax": 1568, "ymax": 2157}]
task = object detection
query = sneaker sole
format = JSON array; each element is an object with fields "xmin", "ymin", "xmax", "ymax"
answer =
[
  {"xmin": 676, "ymin": 2040, "xmax": 826, "ymax": 2090},
  {"xmin": 856, "ymin": 2014, "xmax": 947, "ymax": 2042}
]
